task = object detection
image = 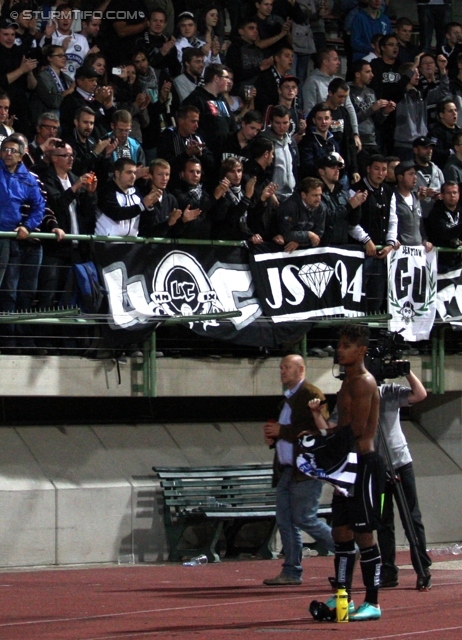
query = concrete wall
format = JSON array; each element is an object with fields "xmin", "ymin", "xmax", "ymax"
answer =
[
  {"xmin": 0, "ymin": 354, "xmax": 452, "ymax": 397},
  {"xmin": 0, "ymin": 415, "xmax": 460, "ymax": 568}
]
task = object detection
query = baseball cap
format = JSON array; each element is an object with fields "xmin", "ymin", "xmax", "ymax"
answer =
[
  {"xmin": 413, "ymin": 136, "xmax": 435, "ymax": 148},
  {"xmin": 177, "ymin": 11, "xmax": 195, "ymax": 22},
  {"xmin": 0, "ymin": 18, "xmax": 18, "ymax": 29},
  {"xmin": 394, "ymin": 160, "xmax": 417, "ymax": 176},
  {"xmin": 316, "ymin": 153, "xmax": 343, "ymax": 170},
  {"xmin": 279, "ymin": 75, "xmax": 300, "ymax": 87}
]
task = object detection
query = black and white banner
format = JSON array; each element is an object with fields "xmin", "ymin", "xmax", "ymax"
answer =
[
  {"xmin": 95, "ymin": 242, "xmax": 366, "ymax": 348},
  {"xmin": 249, "ymin": 244, "xmax": 366, "ymax": 321},
  {"xmin": 387, "ymin": 246, "xmax": 437, "ymax": 341},
  {"xmin": 436, "ymin": 265, "xmax": 462, "ymax": 326}
]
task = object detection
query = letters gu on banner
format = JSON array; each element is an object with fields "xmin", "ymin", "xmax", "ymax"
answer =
[{"xmin": 387, "ymin": 245, "xmax": 437, "ymax": 341}]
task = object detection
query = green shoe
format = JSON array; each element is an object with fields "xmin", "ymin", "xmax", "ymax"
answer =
[
  {"xmin": 324, "ymin": 596, "xmax": 355, "ymax": 614},
  {"xmin": 350, "ymin": 602, "xmax": 381, "ymax": 621}
]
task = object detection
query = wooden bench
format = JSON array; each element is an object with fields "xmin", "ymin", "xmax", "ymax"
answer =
[{"xmin": 153, "ymin": 464, "xmax": 332, "ymax": 563}]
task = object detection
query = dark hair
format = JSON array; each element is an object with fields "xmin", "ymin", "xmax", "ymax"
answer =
[
  {"xmin": 445, "ymin": 21, "xmax": 462, "ymax": 34},
  {"xmin": 1, "ymin": 134, "xmax": 25, "ymax": 155},
  {"xmin": 395, "ymin": 17, "xmax": 413, "ymax": 28},
  {"xmin": 367, "ymin": 154, "xmax": 387, "ymax": 166},
  {"xmin": 42, "ymin": 44, "xmax": 65, "ymax": 61},
  {"xmin": 441, "ymin": 180, "xmax": 460, "ymax": 193},
  {"xmin": 237, "ymin": 17, "xmax": 258, "ymax": 30},
  {"xmin": 386, "ymin": 155, "xmax": 400, "ymax": 164},
  {"xmin": 309, "ymin": 102, "xmax": 331, "ymax": 120},
  {"xmin": 269, "ymin": 104, "xmax": 290, "ymax": 120},
  {"xmin": 132, "ymin": 49, "xmax": 148, "ymax": 62},
  {"xmin": 83, "ymin": 51, "xmax": 108, "ymax": 84},
  {"xmin": 181, "ymin": 156, "xmax": 202, "ymax": 171},
  {"xmin": 196, "ymin": 5, "xmax": 222, "ymax": 38},
  {"xmin": 338, "ymin": 324, "xmax": 370, "ymax": 347},
  {"xmin": 352, "ymin": 59, "xmax": 371, "ymax": 75},
  {"xmin": 379, "ymin": 33, "xmax": 398, "ymax": 51},
  {"xmin": 299, "ymin": 176, "xmax": 323, "ymax": 194},
  {"xmin": 247, "ymin": 136, "xmax": 274, "ymax": 159},
  {"xmin": 149, "ymin": 7, "xmax": 167, "ymax": 19},
  {"xmin": 437, "ymin": 97, "xmax": 456, "ymax": 115},
  {"xmin": 56, "ymin": 3, "xmax": 73, "ymax": 14},
  {"xmin": 204, "ymin": 62, "xmax": 226, "ymax": 84},
  {"xmin": 112, "ymin": 109, "xmax": 132, "ymax": 125},
  {"xmin": 220, "ymin": 156, "xmax": 243, "ymax": 179},
  {"xmin": 328, "ymin": 77, "xmax": 349, "ymax": 94},
  {"xmin": 0, "ymin": 89, "xmax": 10, "ymax": 102},
  {"xmin": 114, "ymin": 157, "xmax": 136, "ymax": 173},
  {"xmin": 241, "ymin": 109, "xmax": 263, "ymax": 125},
  {"xmin": 398, "ymin": 61, "xmax": 415, "ymax": 76},
  {"xmin": 177, "ymin": 104, "xmax": 200, "ymax": 119},
  {"xmin": 182, "ymin": 47, "xmax": 204, "ymax": 66},
  {"xmin": 315, "ymin": 47, "xmax": 337, "ymax": 69},
  {"xmin": 453, "ymin": 131, "xmax": 462, "ymax": 146},
  {"xmin": 74, "ymin": 106, "xmax": 96, "ymax": 120},
  {"xmin": 274, "ymin": 45, "xmax": 294, "ymax": 58}
]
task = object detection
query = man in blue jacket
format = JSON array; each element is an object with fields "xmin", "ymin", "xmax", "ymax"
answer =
[
  {"xmin": 350, "ymin": 0, "xmax": 392, "ymax": 61},
  {"xmin": 0, "ymin": 134, "xmax": 45, "ymax": 289}
]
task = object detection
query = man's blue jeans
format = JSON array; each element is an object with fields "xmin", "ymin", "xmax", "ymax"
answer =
[
  {"xmin": 0, "ymin": 240, "xmax": 43, "ymax": 348},
  {"xmin": 276, "ymin": 467, "xmax": 334, "ymax": 579}
]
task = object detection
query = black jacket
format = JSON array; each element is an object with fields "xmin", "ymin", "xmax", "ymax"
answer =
[
  {"xmin": 171, "ymin": 181, "xmax": 213, "ymax": 239},
  {"xmin": 157, "ymin": 127, "xmax": 216, "ymax": 188},
  {"xmin": 277, "ymin": 191, "xmax": 326, "ymax": 246},
  {"xmin": 60, "ymin": 90, "xmax": 116, "ymax": 140},
  {"xmin": 351, "ymin": 177, "xmax": 394, "ymax": 245},
  {"xmin": 320, "ymin": 182, "xmax": 359, "ymax": 246},
  {"xmin": 63, "ymin": 129, "xmax": 111, "ymax": 177},
  {"xmin": 138, "ymin": 191, "xmax": 180, "ymax": 239},
  {"xmin": 425, "ymin": 199, "xmax": 462, "ymax": 270},
  {"xmin": 429, "ymin": 121, "xmax": 462, "ymax": 169},
  {"xmin": 183, "ymin": 86, "xmax": 237, "ymax": 157},
  {"xmin": 41, "ymin": 165, "xmax": 96, "ymax": 258},
  {"xmin": 225, "ymin": 38, "xmax": 264, "ymax": 89}
]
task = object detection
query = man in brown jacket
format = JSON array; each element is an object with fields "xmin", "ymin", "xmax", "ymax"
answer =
[{"xmin": 263, "ymin": 354, "xmax": 334, "ymax": 585}]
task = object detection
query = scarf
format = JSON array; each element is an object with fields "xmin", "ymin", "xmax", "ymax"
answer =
[
  {"xmin": 188, "ymin": 183, "xmax": 203, "ymax": 201},
  {"xmin": 139, "ymin": 66, "xmax": 159, "ymax": 103},
  {"xmin": 226, "ymin": 184, "xmax": 243, "ymax": 206},
  {"xmin": 45, "ymin": 65, "xmax": 67, "ymax": 93}
]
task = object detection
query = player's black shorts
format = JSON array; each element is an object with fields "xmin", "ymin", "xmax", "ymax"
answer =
[{"xmin": 332, "ymin": 451, "xmax": 386, "ymax": 533}]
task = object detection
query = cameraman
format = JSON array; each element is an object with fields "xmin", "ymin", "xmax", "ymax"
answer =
[{"xmin": 377, "ymin": 368, "xmax": 432, "ymax": 591}]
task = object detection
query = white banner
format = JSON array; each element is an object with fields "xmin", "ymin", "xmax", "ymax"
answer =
[{"xmin": 387, "ymin": 246, "xmax": 437, "ymax": 341}]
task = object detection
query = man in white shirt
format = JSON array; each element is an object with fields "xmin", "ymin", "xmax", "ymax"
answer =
[
  {"xmin": 95, "ymin": 157, "xmax": 159, "ymax": 237},
  {"xmin": 40, "ymin": 3, "xmax": 89, "ymax": 79}
]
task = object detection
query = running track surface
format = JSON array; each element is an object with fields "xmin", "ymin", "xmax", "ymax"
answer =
[{"xmin": 1, "ymin": 551, "xmax": 461, "ymax": 640}]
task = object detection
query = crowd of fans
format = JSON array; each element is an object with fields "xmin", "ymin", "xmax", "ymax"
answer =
[{"xmin": 1, "ymin": 0, "xmax": 462, "ymax": 354}]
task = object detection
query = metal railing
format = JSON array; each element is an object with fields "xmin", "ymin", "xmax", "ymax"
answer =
[{"xmin": 0, "ymin": 232, "xmax": 460, "ymax": 395}]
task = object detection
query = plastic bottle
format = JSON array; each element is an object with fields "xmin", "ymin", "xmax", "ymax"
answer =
[
  {"xmin": 118, "ymin": 553, "xmax": 135, "ymax": 565},
  {"xmin": 336, "ymin": 587, "xmax": 349, "ymax": 623},
  {"xmin": 183, "ymin": 554, "xmax": 208, "ymax": 566},
  {"xmin": 429, "ymin": 544, "xmax": 462, "ymax": 556}
]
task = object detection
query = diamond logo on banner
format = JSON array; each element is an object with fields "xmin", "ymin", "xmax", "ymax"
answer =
[{"xmin": 298, "ymin": 262, "xmax": 334, "ymax": 298}]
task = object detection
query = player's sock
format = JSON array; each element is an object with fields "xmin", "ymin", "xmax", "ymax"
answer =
[
  {"xmin": 359, "ymin": 544, "xmax": 381, "ymax": 604},
  {"xmin": 334, "ymin": 540, "xmax": 356, "ymax": 600}
]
